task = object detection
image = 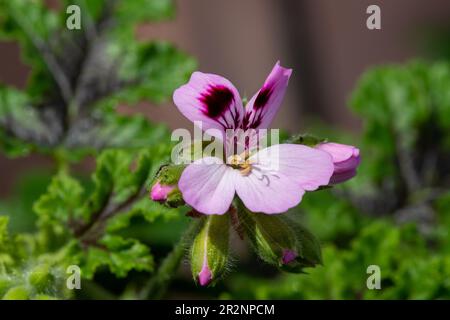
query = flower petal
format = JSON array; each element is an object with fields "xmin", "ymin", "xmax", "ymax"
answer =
[
  {"xmin": 250, "ymin": 144, "xmax": 334, "ymax": 191},
  {"xmin": 178, "ymin": 157, "xmax": 237, "ymax": 214},
  {"xmin": 173, "ymin": 72, "xmax": 244, "ymax": 139},
  {"xmin": 243, "ymin": 61, "xmax": 292, "ymax": 130},
  {"xmin": 234, "ymin": 169, "xmax": 305, "ymax": 214},
  {"xmin": 235, "ymin": 144, "xmax": 333, "ymax": 214},
  {"xmin": 315, "ymin": 142, "xmax": 360, "ymax": 173},
  {"xmin": 330, "ymin": 169, "xmax": 357, "ymax": 184}
]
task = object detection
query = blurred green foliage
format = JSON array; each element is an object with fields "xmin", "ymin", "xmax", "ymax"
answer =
[
  {"xmin": 222, "ymin": 61, "xmax": 450, "ymax": 300},
  {"xmin": 0, "ymin": 0, "xmax": 195, "ymax": 157},
  {"xmin": 0, "ymin": 0, "xmax": 195, "ymax": 299}
]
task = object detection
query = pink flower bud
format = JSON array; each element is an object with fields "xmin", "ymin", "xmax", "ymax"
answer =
[
  {"xmin": 150, "ymin": 180, "xmax": 175, "ymax": 202},
  {"xmin": 190, "ymin": 215, "xmax": 229, "ymax": 287},
  {"xmin": 316, "ymin": 142, "xmax": 360, "ymax": 184},
  {"xmin": 198, "ymin": 264, "xmax": 212, "ymax": 286}
]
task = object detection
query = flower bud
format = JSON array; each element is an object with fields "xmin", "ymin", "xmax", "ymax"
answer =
[
  {"xmin": 315, "ymin": 142, "xmax": 360, "ymax": 184},
  {"xmin": 237, "ymin": 209, "xmax": 300, "ymax": 268},
  {"xmin": 149, "ymin": 164, "xmax": 186, "ymax": 207},
  {"xmin": 237, "ymin": 203, "xmax": 322, "ymax": 272},
  {"xmin": 190, "ymin": 215, "xmax": 230, "ymax": 286},
  {"xmin": 280, "ymin": 220, "xmax": 323, "ymax": 273},
  {"xmin": 150, "ymin": 181, "xmax": 175, "ymax": 201}
]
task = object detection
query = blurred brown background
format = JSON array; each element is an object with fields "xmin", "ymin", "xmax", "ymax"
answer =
[{"xmin": 1, "ymin": 0, "xmax": 450, "ymax": 196}]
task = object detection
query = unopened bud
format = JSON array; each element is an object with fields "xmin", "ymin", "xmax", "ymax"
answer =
[
  {"xmin": 150, "ymin": 181, "xmax": 175, "ymax": 201},
  {"xmin": 149, "ymin": 164, "xmax": 186, "ymax": 207},
  {"xmin": 190, "ymin": 215, "xmax": 230, "ymax": 286},
  {"xmin": 280, "ymin": 220, "xmax": 323, "ymax": 273},
  {"xmin": 315, "ymin": 142, "xmax": 360, "ymax": 184},
  {"xmin": 238, "ymin": 208, "xmax": 300, "ymax": 268},
  {"xmin": 237, "ymin": 203, "xmax": 322, "ymax": 272}
]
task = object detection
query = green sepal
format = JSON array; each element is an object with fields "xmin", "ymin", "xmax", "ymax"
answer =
[
  {"xmin": 151, "ymin": 164, "xmax": 186, "ymax": 207},
  {"xmin": 153, "ymin": 164, "xmax": 186, "ymax": 186},
  {"xmin": 280, "ymin": 219, "xmax": 323, "ymax": 273},
  {"xmin": 190, "ymin": 215, "xmax": 230, "ymax": 286},
  {"xmin": 237, "ymin": 206, "xmax": 299, "ymax": 267},
  {"xmin": 237, "ymin": 201, "xmax": 322, "ymax": 272},
  {"xmin": 286, "ymin": 133, "xmax": 327, "ymax": 147},
  {"xmin": 165, "ymin": 187, "xmax": 184, "ymax": 208}
]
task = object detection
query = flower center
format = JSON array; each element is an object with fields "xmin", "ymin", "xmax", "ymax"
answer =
[{"xmin": 227, "ymin": 154, "xmax": 252, "ymax": 176}]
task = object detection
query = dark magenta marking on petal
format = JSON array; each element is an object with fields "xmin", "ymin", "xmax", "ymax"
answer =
[
  {"xmin": 254, "ymin": 85, "xmax": 273, "ymax": 110},
  {"xmin": 242, "ymin": 110, "xmax": 263, "ymax": 129},
  {"xmin": 199, "ymin": 85, "xmax": 234, "ymax": 119}
]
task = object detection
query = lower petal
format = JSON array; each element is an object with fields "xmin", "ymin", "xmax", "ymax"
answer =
[
  {"xmin": 234, "ymin": 171, "xmax": 305, "ymax": 214},
  {"xmin": 250, "ymin": 144, "xmax": 334, "ymax": 191},
  {"xmin": 178, "ymin": 157, "xmax": 236, "ymax": 215}
]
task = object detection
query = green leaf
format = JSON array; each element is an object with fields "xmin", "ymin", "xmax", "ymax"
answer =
[
  {"xmin": 106, "ymin": 199, "xmax": 180, "ymax": 233},
  {"xmin": 102, "ymin": 41, "xmax": 197, "ymax": 106},
  {"xmin": 115, "ymin": 0, "xmax": 175, "ymax": 24},
  {"xmin": 0, "ymin": 85, "xmax": 52, "ymax": 156},
  {"xmin": 80, "ymin": 148, "xmax": 161, "ymax": 210},
  {"xmin": 63, "ymin": 0, "xmax": 175, "ymax": 30},
  {"xmin": 78, "ymin": 235, "xmax": 154, "ymax": 279},
  {"xmin": 64, "ymin": 112, "xmax": 170, "ymax": 151},
  {"xmin": 0, "ymin": 0, "xmax": 60, "ymax": 99},
  {"xmin": 27, "ymin": 264, "xmax": 55, "ymax": 293},
  {"xmin": 0, "ymin": 216, "xmax": 9, "ymax": 247},
  {"xmin": 2, "ymin": 285, "xmax": 29, "ymax": 300},
  {"xmin": 0, "ymin": 216, "xmax": 15, "ymax": 273},
  {"xmin": 0, "ymin": 0, "xmax": 58, "ymax": 40},
  {"xmin": 33, "ymin": 172, "xmax": 84, "ymax": 239},
  {"xmin": 350, "ymin": 60, "xmax": 450, "ymax": 188}
]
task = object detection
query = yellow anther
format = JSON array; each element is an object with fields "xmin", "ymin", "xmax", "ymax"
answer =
[
  {"xmin": 239, "ymin": 163, "xmax": 252, "ymax": 176},
  {"xmin": 227, "ymin": 154, "xmax": 253, "ymax": 176}
]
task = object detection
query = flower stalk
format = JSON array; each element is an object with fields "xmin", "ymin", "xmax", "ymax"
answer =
[{"xmin": 138, "ymin": 218, "xmax": 203, "ymax": 299}]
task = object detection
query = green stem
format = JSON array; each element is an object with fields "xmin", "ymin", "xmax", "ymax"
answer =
[{"xmin": 138, "ymin": 219, "xmax": 202, "ymax": 299}]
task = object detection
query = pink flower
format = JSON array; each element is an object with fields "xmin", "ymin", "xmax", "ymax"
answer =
[
  {"xmin": 173, "ymin": 62, "xmax": 334, "ymax": 215},
  {"xmin": 315, "ymin": 142, "xmax": 360, "ymax": 184},
  {"xmin": 150, "ymin": 180, "xmax": 175, "ymax": 202}
]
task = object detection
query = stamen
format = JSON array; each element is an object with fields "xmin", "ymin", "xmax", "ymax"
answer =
[
  {"xmin": 227, "ymin": 154, "xmax": 253, "ymax": 176},
  {"xmin": 239, "ymin": 163, "xmax": 252, "ymax": 176}
]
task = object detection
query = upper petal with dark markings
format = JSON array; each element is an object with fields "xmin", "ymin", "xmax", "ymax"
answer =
[
  {"xmin": 243, "ymin": 61, "xmax": 292, "ymax": 130},
  {"xmin": 173, "ymin": 72, "xmax": 244, "ymax": 139}
]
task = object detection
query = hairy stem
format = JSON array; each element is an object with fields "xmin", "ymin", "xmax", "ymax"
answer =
[{"xmin": 138, "ymin": 219, "xmax": 202, "ymax": 300}]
